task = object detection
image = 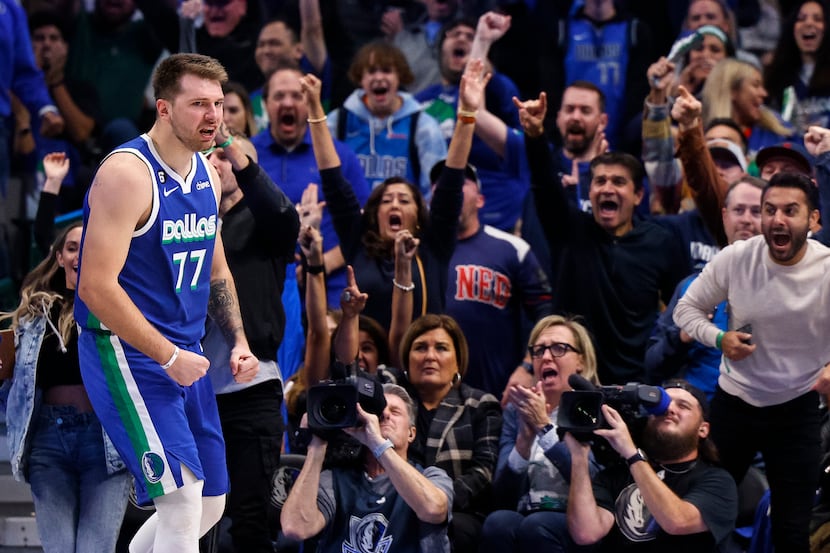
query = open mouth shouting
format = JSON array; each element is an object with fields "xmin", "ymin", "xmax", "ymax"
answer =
[
  {"xmin": 565, "ymin": 122, "xmax": 586, "ymax": 138},
  {"xmin": 597, "ymin": 197, "xmax": 620, "ymax": 219},
  {"xmin": 541, "ymin": 367, "xmax": 559, "ymax": 382},
  {"xmin": 768, "ymin": 227, "xmax": 793, "ymax": 257},
  {"xmin": 388, "ymin": 212, "xmax": 403, "ymax": 232},
  {"xmin": 798, "ymin": 28, "xmax": 822, "ymax": 51},
  {"xmin": 370, "ymin": 83, "xmax": 390, "ymax": 102},
  {"xmin": 277, "ymin": 110, "xmax": 297, "ymax": 134}
]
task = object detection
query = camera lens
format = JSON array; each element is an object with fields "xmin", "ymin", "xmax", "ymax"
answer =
[{"xmin": 319, "ymin": 396, "xmax": 349, "ymax": 425}]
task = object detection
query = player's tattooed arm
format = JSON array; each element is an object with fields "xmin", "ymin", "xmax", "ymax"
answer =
[{"xmin": 209, "ymin": 278, "xmax": 245, "ymax": 345}]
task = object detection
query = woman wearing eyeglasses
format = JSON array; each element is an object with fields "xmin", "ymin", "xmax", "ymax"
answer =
[{"xmin": 480, "ymin": 315, "xmax": 601, "ymax": 553}]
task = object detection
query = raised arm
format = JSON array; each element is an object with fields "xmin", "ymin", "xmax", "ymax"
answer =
[
  {"xmin": 302, "ymin": 74, "xmax": 363, "ymax": 261},
  {"xmin": 299, "ymin": 0, "xmax": 328, "ymax": 74},
  {"xmin": 302, "ymin": 74, "xmax": 339, "ymax": 170},
  {"xmin": 388, "ymin": 230, "xmax": 418, "ymax": 365},
  {"xmin": 804, "ymin": 126, "xmax": 830, "ymax": 246},
  {"xmin": 643, "ymin": 57, "xmax": 683, "ymax": 214},
  {"xmin": 673, "ymin": 86, "xmax": 729, "ymax": 247},
  {"xmin": 445, "ymin": 59, "xmax": 489, "ymax": 171},
  {"xmin": 469, "ymin": 11, "xmax": 511, "ymax": 75},
  {"xmin": 427, "ymin": 59, "xmax": 489, "ymax": 258},
  {"xmin": 34, "ymin": 152, "xmax": 70, "ymax": 256},
  {"xmin": 298, "ymin": 212, "xmax": 330, "ymax": 386},
  {"xmin": 515, "ymin": 92, "xmax": 575, "ymax": 244},
  {"xmin": 332, "ymin": 266, "xmax": 369, "ymax": 365}
]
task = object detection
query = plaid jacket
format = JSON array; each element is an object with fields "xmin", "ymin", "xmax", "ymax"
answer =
[{"xmin": 407, "ymin": 383, "xmax": 502, "ymax": 515}]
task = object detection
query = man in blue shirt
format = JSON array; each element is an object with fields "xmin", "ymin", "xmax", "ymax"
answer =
[
  {"xmin": 440, "ymin": 160, "xmax": 553, "ymax": 397},
  {"xmin": 252, "ymin": 63, "xmax": 370, "ymax": 308},
  {"xmin": 0, "ymin": 0, "xmax": 64, "ymax": 196}
]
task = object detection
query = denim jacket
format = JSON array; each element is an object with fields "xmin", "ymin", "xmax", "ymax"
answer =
[{"xmin": 0, "ymin": 314, "xmax": 125, "ymax": 481}]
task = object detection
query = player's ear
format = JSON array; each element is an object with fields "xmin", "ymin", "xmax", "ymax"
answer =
[{"xmin": 157, "ymin": 98, "xmax": 170, "ymax": 118}]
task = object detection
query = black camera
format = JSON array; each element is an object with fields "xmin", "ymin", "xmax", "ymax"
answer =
[
  {"xmin": 558, "ymin": 374, "xmax": 671, "ymax": 440},
  {"xmin": 306, "ymin": 361, "xmax": 387, "ymax": 431},
  {"xmin": 556, "ymin": 375, "xmax": 671, "ymax": 468}
]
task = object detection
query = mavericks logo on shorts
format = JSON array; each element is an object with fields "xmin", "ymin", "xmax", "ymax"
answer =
[{"xmin": 142, "ymin": 451, "xmax": 166, "ymax": 484}]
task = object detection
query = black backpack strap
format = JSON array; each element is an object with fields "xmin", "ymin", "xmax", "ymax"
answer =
[
  {"xmin": 336, "ymin": 109, "xmax": 347, "ymax": 141},
  {"xmin": 409, "ymin": 110, "xmax": 421, "ymax": 185}
]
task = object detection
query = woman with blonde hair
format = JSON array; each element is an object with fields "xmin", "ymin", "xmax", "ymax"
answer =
[
  {"xmin": 701, "ymin": 57, "xmax": 794, "ymax": 162},
  {"xmin": 0, "ymin": 222, "xmax": 130, "ymax": 552},
  {"xmin": 480, "ymin": 315, "xmax": 600, "ymax": 553}
]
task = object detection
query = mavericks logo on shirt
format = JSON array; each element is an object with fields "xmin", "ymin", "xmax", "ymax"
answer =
[{"xmin": 343, "ymin": 512, "xmax": 393, "ymax": 553}]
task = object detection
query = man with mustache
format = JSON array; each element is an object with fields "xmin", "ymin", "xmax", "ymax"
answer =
[
  {"xmin": 564, "ymin": 380, "xmax": 737, "ymax": 552},
  {"xmin": 674, "ymin": 170, "xmax": 830, "ymax": 553},
  {"xmin": 518, "ymin": 82, "xmax": 608, "ymax": 284}
]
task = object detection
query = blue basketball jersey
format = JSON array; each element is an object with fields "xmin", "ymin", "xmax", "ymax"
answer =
[{"xmin": 75, "ymin": 134, "xmax": 219, "ymax": 346}]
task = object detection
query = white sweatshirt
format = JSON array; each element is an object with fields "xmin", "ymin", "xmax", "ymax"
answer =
[{"xmin": 674, "ymin": 234, "xmax": 830, "ymax": 406}]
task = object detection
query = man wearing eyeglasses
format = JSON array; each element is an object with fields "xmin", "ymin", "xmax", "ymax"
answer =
[{"xmin": 674, "ymin": 171, "xmax": 830, "ymax": 553}]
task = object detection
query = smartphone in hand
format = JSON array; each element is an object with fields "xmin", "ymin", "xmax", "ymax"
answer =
[{"xmin": 736, "ymin": 324, "xmax": 753, "ymax": 345}]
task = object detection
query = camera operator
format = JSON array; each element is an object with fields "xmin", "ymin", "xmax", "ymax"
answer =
[
  {"xmin": 564, "ymin": 380, "xmax": 737, "ymax": 552},
  {"xmin": 281, "ymin": 383, "xmax": 453, "ymax": 553}
]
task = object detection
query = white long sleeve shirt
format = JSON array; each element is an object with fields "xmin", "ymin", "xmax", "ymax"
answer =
[{"xmin": 674, "ymin": 235, "xmax": 830, "ymax": 406}]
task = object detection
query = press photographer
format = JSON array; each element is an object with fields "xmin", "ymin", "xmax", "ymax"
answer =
[
  {"xmin": 282, "ymin": 384, "xmax": 453, "ymax": 553},
  {"xmin": 564, "ymin": 379, "xmax": 737, "ymax": 552}
]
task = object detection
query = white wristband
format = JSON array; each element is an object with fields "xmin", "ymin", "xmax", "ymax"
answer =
[
  {"xmin": 372, "ymin": 439, "xmax": 395, "ymax": 459},
  {"xmin": 161, "ymin": 346, "xmax": 179, "ymax": 370}
]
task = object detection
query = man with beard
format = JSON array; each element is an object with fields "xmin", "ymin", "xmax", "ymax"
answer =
[
  {"xmin": 519, "ymin": 82, "xmax": 608, "ymax": 281},
  {"xmin": 74, "ymin": 53, "xmax": 260, "ymax": 552},
  {"xmin": 249, "ymin": 2, "xmax": 331, "ymax": 132},
  {"xmin": 564, "ymin": 380, "xmax": 737, "ymax": 552},
  {"xmin": 646, "ymin": 176, "xmax": 766, "ymax": 395},
  {"xmin": 674, "ymin": 172, "xmax": 830, "ymax": 553}
]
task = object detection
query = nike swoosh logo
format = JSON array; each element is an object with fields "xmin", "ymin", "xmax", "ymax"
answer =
[{"xmin": 163, "ymin": 186, "xmax": 180, "ymax": 197}]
